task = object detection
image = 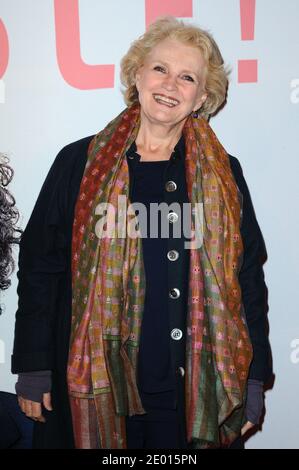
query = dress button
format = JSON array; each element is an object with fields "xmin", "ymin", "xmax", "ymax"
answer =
[
  {"xmin": 165, "ymin": 180, "xmax": 177, "ymax": 192},
  {"xmin": 167, "ymin": 211, "xmax": 179, "ymax": 224},
  {"xmin": 170, "ymin": 328, "xmax": 183, "ymax": 340},
  {"xmin": 177, "ymin": 366, "xmax": 185, "ymax": 377},
  {"xmin": 167, "ymin": 250, "xmax": 179, "ymax": 261},
  {"xmin": 169, "ymin": 288, "xmax": 180, "ymax": 299}
]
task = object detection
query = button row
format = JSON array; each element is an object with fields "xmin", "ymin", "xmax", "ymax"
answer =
[{"xmin": 127, "ymin": 153, "xmax": 183, "ymax": 367}]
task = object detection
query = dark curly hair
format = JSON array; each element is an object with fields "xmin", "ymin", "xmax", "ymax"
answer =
[{"xmin": 0, "ymin": 154, "xmax": 22, "ymax": 314}]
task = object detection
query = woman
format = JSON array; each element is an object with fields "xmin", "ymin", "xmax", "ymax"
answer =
[{"xmin": 12, "ymin": 17, "xmax": 272, "ymax": 449}]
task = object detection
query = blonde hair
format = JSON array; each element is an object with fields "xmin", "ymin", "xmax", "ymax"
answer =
[{"xmin": 120, "ymin": 16, "xmax": 230, "ymax": 119}]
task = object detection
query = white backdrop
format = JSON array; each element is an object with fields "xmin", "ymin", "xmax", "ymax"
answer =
[{"xmin": 0, "ymin": 0, "xmax": 298, "ymax": 449}]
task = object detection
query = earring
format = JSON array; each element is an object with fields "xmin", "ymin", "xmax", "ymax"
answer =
[{"xmin": 192, "ymin": 110, "xmax": 199, "ymax": 118}]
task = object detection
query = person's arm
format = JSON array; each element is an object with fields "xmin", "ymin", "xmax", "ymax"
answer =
[
  {"xmin": 229, "ymin": 155, "xmax": 272, "ymax": 384},
  {"xmin": 11, "ymin": 146, "xmax": 72, "ymax": 422},
  {"xmin": 11, "ymin": 147, "xmax": 69, "ymax": 374},
  {"xmin": 12, "ymin": 136, "xmax": 93, "ymax": 424},
  {"xmin": 229, "ymin": 155, "xmax": 272, "ymax": 433}
]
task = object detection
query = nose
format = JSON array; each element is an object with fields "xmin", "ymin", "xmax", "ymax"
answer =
[{"xmin": 162, "ymin": 73, "xmax": 177, "ymax": 91}]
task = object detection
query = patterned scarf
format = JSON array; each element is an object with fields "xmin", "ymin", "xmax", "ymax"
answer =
[{"xmin": 67, "ymin": 103, "xmax": 253, "ymax": 449}]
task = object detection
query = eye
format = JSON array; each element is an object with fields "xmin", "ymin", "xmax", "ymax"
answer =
[
  {"xmin": 153, "ymin": 65, "xmax": 166, "ymax": 73},
  {"xmin": 182, "ymin": 75, "xmax": 195, "ymax": 82}
]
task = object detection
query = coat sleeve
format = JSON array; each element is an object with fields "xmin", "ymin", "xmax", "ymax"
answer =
[
  {"xmin": 10, "ymin": 135, "xmax": 95, "ymax": 374},
  {"xmin": 229, "ymin": 155, "xmax": 272, "ymax": 384},
  {"xmin": 11, "ymin": 145, "xmax": 73, "ymax": 373}
]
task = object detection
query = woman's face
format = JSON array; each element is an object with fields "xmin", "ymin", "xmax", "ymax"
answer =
[{"xmin": 135, "ymin": 38, "xmax": 208, "ymax": 128}]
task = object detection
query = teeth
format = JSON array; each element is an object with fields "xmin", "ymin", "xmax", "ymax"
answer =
[{"xmin": 153, "ymin": 94, "xmax": 179, "ymax": 106}]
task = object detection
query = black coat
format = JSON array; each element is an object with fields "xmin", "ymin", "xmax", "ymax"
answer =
[{"xmin": 11, "ymin": 135, "xmax": 272, "ymax": 448}]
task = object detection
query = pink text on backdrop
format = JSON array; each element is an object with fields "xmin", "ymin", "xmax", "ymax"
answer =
[
  {"xmin": 2, "ymin": 2, "xmax": 256, "ymax": 89},
  {"xmin": 54, "ymin": 0, "xmax": 192, "ymax": 89},
  {"xmin": 145, "ymin": 0, "xmax": 192, "ymax": 28},
  {"xmin": 238, "ymin": 0, "xmax": 258, "ymax": 83},
  {"xmin": 54, "ymin": 0, "xmax": 114, "ymax": 89},
  {"xmin": 0, "ymin": 19, "xmax": 9, "ymax": 79}
]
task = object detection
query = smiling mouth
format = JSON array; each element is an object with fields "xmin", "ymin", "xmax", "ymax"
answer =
[{"xmin": 152, "ymin": 94, "xmax": 180, "ymax": 107}]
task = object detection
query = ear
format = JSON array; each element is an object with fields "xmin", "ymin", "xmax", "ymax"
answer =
[
  {"xmin": 194, "ymin": 92, "xmax": 208, "ymax": 112},
  {"xmin": 135, "ymin": 68, "xmax": 142, "ymax": 92}
]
